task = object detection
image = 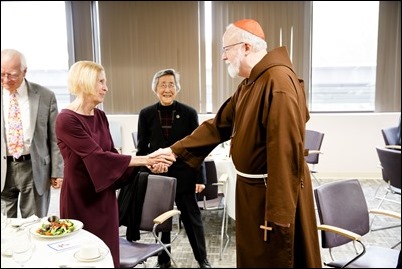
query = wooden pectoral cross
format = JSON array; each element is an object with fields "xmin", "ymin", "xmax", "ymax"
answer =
[{"xmin": 259, "ymin": 221, "xmax": 272, "ymax": 241}]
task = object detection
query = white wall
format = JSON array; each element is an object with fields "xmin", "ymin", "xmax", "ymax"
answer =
[
  {"xmin": 305, "ymin": 113, "xmax": 399, "ymax": 179},
  {"xmin": 108, "ymin": 112, "xmax": 400, "ymax": 180}
]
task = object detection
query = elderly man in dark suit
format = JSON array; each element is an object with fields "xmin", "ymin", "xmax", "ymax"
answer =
[{"xmin": 1, "ymin": 49, "xmax": 64, "ymax": 218}]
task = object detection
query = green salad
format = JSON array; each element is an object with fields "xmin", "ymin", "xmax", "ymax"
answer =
[{"xmin": 36, "ymin": 219, "xmax": 75, "ymax": 236}]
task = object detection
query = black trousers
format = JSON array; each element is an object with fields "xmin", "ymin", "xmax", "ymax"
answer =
[{"xmin": 158, "ymin": 191, "xmax": 207, "ymax": 263}]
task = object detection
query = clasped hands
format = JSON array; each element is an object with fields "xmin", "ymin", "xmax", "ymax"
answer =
[{"xmin": 146, "ymin": 147, "xmax": 176, "ymax": 173}]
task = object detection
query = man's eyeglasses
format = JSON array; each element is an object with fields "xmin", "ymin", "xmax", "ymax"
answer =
[
  {"xmin": 158, "ymin": 83, "xmax": 176, "ymax": 89},
  {"xmin": 1, "ymin": 72, "xmax": 20, "ymax": 80},
  {"xmin": 222, "ymin": 42, "xmax": 245, "ymax": 54}
]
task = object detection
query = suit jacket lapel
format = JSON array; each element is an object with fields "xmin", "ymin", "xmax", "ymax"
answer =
[{"xmin": 27, "ymin": 81, "xmax": 39, "ymax": 138}]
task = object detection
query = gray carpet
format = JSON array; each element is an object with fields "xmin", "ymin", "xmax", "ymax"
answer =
[{"xmin": 50, "ymin": 178, "xmax": 401, "ymax": 268}]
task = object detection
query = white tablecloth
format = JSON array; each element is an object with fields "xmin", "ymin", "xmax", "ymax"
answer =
[
  {"xmin": 210, "ymin": 154, "xmax": 237, "ymax": 220},
  {"xmin": 1, "ymin": 219, "xmax": 114, "ymax": 268}
]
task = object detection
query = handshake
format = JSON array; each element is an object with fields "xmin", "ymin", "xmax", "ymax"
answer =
[{"xmin": 146, "ymin": 147, "xmax": 176, "ymax": 174}]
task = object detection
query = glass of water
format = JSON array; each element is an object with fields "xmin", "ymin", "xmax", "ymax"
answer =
[
  {"xmin": 1, "ymin": 200, "xmax": 8, "ymax": 231},
  {"xmin": 12, "ymin": 231, "xmax": 34, "ymax": 267}
]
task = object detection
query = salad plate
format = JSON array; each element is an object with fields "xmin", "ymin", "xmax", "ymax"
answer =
[{"xmin": 30, "ymin": 219, "xmax": 83, "ymax": 239}]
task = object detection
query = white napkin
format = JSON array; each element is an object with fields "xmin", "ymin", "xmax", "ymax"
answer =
[{"xmin": 10, "ymin": 214, "xmax": 39, "ymax": 226}]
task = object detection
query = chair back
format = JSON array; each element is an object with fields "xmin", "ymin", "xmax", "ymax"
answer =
[
  {"xmin": 131, "ymin": 131, "xmax": 138, "ymax": 148},
  {"xmin": 376, "ymin": 147, "xmax": 401, "ymax": 191},
  {"xmin": 305, "ymin": 129, "xmax": 324, "ymax": 164},
  {"xmin": 109, "ymin": 121, "xmax": 122, "ymax": 152},
  {"xmin": 314, "ymin": 179, "xmax": 370, "ymax": 248},
  {"xmin": 197, "ymin": 160, "xmax": 219, "ymax": 201},
  {"xmin": 139, "ymin": 174, "xmax": 177, "ymax": 233},
  {"xmin": 195, "ymin": 159, "xmax": 229, "ymax": 260},
  {"xmin": 381, "ymin": 126, "xmax": 399, "ymax": 146}
]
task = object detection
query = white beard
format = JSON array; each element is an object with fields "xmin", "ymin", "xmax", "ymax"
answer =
[{"xmin": 227, "ymin": 55, "xmax": 241, "ymax": 78}]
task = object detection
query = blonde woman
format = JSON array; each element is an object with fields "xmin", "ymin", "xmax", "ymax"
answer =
[{"xmin": 55, "ymin": 61, "xmax": 175, "ymax": 268}]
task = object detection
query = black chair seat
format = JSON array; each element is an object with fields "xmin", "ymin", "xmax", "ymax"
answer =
[
  {"xmin": 325, "ymin": 245, "xmax": 400, "ymax": 268},
  {"xmin": 197, "ymin": 193, "xmax": 224, "ymax": 210},
  {"xmin": 119, "ymin": 237, "xmax": 167, "ymax": 268}
]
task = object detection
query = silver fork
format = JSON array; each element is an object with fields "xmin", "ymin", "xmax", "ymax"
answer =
[{"xmin": 13, "ymin": 218, "xmax": 40, "ymax": 231}]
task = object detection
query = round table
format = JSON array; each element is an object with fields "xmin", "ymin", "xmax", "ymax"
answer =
[{"xmin": 1, "ymin": 219, "xmax": 114, "ymax": 268}]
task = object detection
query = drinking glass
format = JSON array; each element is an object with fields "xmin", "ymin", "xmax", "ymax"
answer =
[
  {"xmin": 1, "ymin": 200, "xmax": 13, "ymax": 258},
  {"xmin": 12, "ymin": 231, "xmax": 34, "ymax": 267},
  {"xmin": 1, "ymin": 200, "xmax": 8, "ymax": 231}
]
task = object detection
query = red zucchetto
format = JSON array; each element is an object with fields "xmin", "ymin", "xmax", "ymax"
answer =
[{"xmin": 233, "ymin": 19, "xmax": 265, "ymax": 40}]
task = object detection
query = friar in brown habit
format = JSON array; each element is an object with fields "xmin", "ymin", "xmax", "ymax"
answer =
[{"xmin": 159, "ymin": 19, "xmax": 322, "ymax": 268}]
